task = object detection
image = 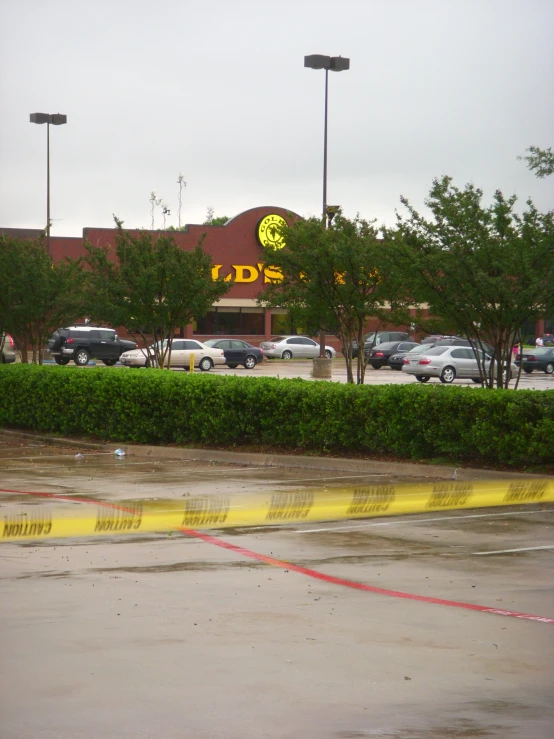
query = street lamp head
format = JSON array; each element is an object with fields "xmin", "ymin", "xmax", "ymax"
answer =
[
  {"xmin": 304, "ymin": 54, "xmax": 331, "ymax": 70},
  {"xmin": 304, "ymin": 55, "xmax": 350, "ymax": 72},
  {"xmin": 50, "ymin": 114, "xmax": 67, "ymax": 125},
  {"xmin": 30, "ymin": 113, "xmax": 67, "ymax": 125},
  {"xmin": 30, "ymin": 113, "xmax": 49, "ymax": 124},
  {"xmin": 330, "ymin": 56, "xmax": 350, "ymax": 72}
]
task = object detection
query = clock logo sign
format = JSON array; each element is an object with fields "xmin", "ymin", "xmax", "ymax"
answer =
[{"xmin": 257, "ymin": 214, "xmax": 287, "ymax": 248}]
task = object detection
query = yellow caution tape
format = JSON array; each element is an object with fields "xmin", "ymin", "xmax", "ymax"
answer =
[{"xmin": 2, "ymin": 479, "xmax": 553, "ymax": 542}]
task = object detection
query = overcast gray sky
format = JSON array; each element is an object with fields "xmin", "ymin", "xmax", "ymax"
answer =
[{"xmin": 1, "ymin": 0, "xmax": 553, "ymax": 236}]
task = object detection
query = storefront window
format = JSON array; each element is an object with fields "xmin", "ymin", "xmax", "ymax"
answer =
[
  {"xmin": 194, "ymin": 308, "xmax": 264, "ymax": 335},
  {"xmin": 194, "ymin": 312, "xmax": 217, "ymax": 334},
  {"xmin": 241, "ymin": 309, "xmax": 264, "ymax": 335}
]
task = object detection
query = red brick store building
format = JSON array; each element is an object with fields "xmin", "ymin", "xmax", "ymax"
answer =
[{"xmin": 2, "ymin": 205, "xmax": 548, "ymax": 346}]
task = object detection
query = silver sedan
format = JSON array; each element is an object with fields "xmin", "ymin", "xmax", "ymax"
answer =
[
  {"xmin": 402, "ymin": 345, "xmax": 517, "ymax": 383},
  {"xmin": 259, "ymin": 335, "xmax": 337, "ymax": 360}
]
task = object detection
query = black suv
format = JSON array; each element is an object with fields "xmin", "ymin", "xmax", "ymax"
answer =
[{"xmin": 47, "ymin": 326, "xmax": 137, "ymax": 366}]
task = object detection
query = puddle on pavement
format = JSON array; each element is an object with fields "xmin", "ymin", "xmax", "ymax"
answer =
[
  {"xmin": 336, "ymin": 725, "xmax": 510, "ymax": 739},
  {"xmin": 16, "ymin": 570, "xmax": 73, "ymax": 580},
  {"xmin": 16, "ymin": 533, "xmax": 171, "ymax": 548},
  {"xmin": 13, "ymin": 560, "xmax": 267, "ymax": 578},
  {"xmin": 91, "ymin": 560, "xmax": 266, "ymax": 574}
]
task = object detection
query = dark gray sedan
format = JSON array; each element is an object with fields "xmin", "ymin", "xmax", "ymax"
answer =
[
  {"xmin": 515, "ymin": 347, "xmax": 554, "ymax": 375},
  {"xmin": 203, "ymin": 339, "xmax": 264, "ymax": 369}
]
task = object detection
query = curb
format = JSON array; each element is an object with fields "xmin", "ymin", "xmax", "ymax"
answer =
[
  {"xmin": 1, "ymin": 428, "xmax": 550, "ymax": 481},
  {"xmin": 102, "ymin": 444, "xmax": 547, "ymax": 481}
]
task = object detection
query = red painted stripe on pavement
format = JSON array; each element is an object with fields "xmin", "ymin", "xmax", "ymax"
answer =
[
  {"xmin": 4, "ymin": 487, "xmax": 553, "ymax": 624},
  {"xmin": 181, "ymin": 528, "xmax": 554, "ymax": 625}
]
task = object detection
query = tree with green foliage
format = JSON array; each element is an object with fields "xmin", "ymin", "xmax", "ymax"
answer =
[
  {"xmin": 257, "ymin": 213, "xmax": 410, "ymax": 384},
  {"xmin": 0, "ymin": 234, "xmax": 87, "ymax": 363},
  {"xmin": 83, "ymin": 221, "xmax": 231, "ymax": 368},
  {"xmin": 386, "ymin": 177, "xmax": 554, "ymax": 388},
  {"xmin": 519, "ymin": 146, "xmax": 554, "ymax": 178}
]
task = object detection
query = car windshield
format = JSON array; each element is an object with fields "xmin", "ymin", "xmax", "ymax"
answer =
[
  {"xmin": 406, "ymin": 345, "xmax": 428, "ymax": 355},
  {"xmin": 269, "ymin": 336, "xmax": 286, "ymax": 342},
  {"xmin": 527, "ymin": 348, "xmax": 551, "ymax": 356},
  {"xmin": 203, "ymin": 339, "xmax": 218, "ymax": 347}
]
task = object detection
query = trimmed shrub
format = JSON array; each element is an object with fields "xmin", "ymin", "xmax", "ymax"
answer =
[{"xmin": 0, "ymin": 364, "xmax": 553, "ymax": 467}]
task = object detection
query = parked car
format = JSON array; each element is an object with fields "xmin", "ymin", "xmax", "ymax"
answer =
[
  {"xmin": 343, "ymin": 331, "xmax": 410, "ymax": 359},
  {"xmin": 402, "ymin": 345, "xmax": 517, "ymax": 384},
  {"xmin": 260, "ymin": 336, "xmax": 336, "ymax": 360},
  {"xmin": 366, "ymin": 340, "xmax": 419, "ymax": 369},
  {"xmin": 1, "ymin": 334, "xmax": 16, "ymax": 364},
  {"xmin": 203, "ymin": 339, "xmax": 263, "ymax": 369},
  {"xmin": 420, "ymin": 334, "xmax": 457, "ymax": 345},
  {"xmin": 389, "ymin": 343, "xmax": 432, "ymax": 371},
  {"xmin": 47, "ymin": 326, "xmax": 137, "ymax": 366},
  {"xmin": 434, "ymin": 336, "xmax": 495, "ymax": 354},
  {"xmin": 541, "ymin": 333, "xmax": 554, "ymax": 346},
  {"xmin": 120, "ymin": 339, "xmax": 225, "ymax": 371},
  {"xmin": 515, "ymin": 347, "xmax": 554, "ymax": 374}
]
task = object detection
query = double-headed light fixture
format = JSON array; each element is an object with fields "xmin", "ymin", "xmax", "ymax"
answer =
[
  {"xmin": 30, "ymin": 112, "xmax": 68, "ymax": 254},
  {"xmin": 303, "ymin": 54, "xmax": 350, "ymax": 223}
]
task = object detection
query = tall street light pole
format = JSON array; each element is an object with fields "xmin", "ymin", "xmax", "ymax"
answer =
[
  {"xmin": 30, "ymin": 112, "xmax": 68, "ymax": 255},
  {"xmin": 304, "ymin": 54, "xmax": 350, "ymax": 358}
]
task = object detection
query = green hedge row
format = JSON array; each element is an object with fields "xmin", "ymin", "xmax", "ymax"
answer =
[{"xmin": 0, "ymin": 365, "xmax": 553, "ymax": 467}]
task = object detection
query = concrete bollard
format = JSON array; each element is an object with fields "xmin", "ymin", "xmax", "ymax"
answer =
[{"xmin": 312, "ymin": 357, "xmax": 332, "ymax": 379}]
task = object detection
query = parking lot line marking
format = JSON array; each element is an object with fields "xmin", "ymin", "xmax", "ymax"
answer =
[
  {"xmin": 181, "ymin": 528, "xmax": 554, "ymax": 625},
  {"xmin": 295, "ymin": 509, "xmax": 554, "ymax": 534},
  {"xmin": 473, "ymin": 545, "xmax": 554, "ymax": 556}
]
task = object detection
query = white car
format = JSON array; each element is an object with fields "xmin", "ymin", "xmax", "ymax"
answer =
[
  {"xmin": 120, "ymin": 339, "xmax": 225, "ymax": 371},
  {"xmin": 259, "ymin": 335, "xmax": 337, "ymax": 360}
]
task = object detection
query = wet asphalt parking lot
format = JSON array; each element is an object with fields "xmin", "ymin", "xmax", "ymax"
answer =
[
  {"xmin": 41, "ymin": 356, "xmax": 554, "ymax": 390},
  {"xmin": 213, "ymin": 359, "xmax": 554, "ymax": 391},
  {"xmin": 0, "ymin": 434, "xmax": 553, "ymax": 739}
]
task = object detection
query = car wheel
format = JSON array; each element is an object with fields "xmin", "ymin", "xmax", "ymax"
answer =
[
  {"xmin": 244, "ymin": 355, "xmax": 257, "ymax": 369},
  {"xmin": 370, "ymin": 363, "xmax": 381, "ymax": 370},
  {"xmin": 226, "ymin": 363, "xmax": 239, "ymax": 369},
  {"xmin": 324, "ymin": 349, "xmax": 332, "ymax": 359},
  {"xmin": 103, "ymin": 358, "xmax": 117, "ymax": 366},
  {"xmin": 415, "ymin": 375, "xmax": 430, "ymax": 383},
  {"xmin": 440, "ymin": 366, "xmax": 456, "ymax": 384},
  {"xmin": 199, "ymin": 357, "xmax": 213, "ymax": 371},
  {"xmin": 144, "ymin": 358, "xmax": 151, "ymax": 368},
  {"xmin": 471, "ymin": 378, "xmax": 482, "ymax": 384},
  {"xmin": 282, "ymin": 350, "xmax": 293, "ymax": 360},
  {"xmin": 74, "ymin": 348, "xmax": 90, "ymax": 366},
  {"xmin": 523, "ymin": 368, "xmax": 533, "ymax": 374},
  {"xmin": 54, "ymin": 356, "xmax": 70, "ymax": 366},
  {"xmin": 545, "ymin": 362, "xmax": 554, "ymax": 374},
  {"xmin": 393, "ymin": 367, "xmax": 403, "ymax": 372}
]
